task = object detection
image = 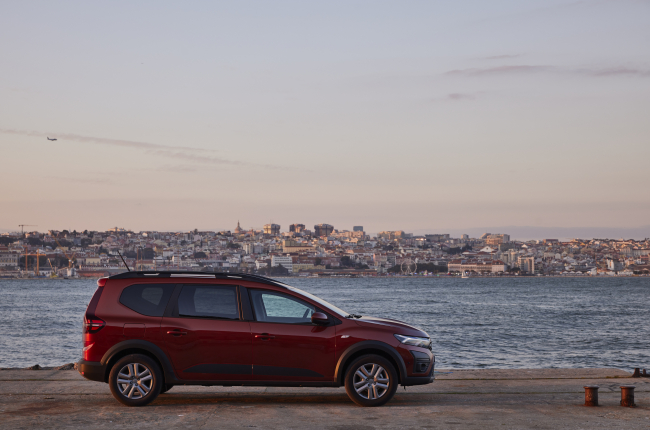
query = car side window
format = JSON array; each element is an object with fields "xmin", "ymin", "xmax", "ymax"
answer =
[
  {"xmin": 120, "ymin": 284, "xmax": 175, "ymax": 317},
  {"xmin": 249, "ymin": 289, "xmax": 316, "ymax": 324},
  {"xmin": 177, "ymin": 285, "xmax": 239, "ymax": 320}
]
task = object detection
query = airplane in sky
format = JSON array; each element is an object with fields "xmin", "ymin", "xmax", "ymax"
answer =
[{"xmin": 47, "ymin": 137, "xmax": 57, "ymax": 141}]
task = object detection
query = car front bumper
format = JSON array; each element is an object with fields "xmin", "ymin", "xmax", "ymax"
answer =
[{"xmin": 402, "ymin": 355, "xmax": 435, "ymax": 386}]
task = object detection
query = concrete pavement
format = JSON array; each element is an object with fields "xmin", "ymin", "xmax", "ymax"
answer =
[{"xmin": 1, "ymin": 368, "xmax": 649, "ymax": 429}]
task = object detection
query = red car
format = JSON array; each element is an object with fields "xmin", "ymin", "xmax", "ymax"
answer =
[{"xmin": 78, "ymin": 271, "xmax": 435, "ymax": 407}]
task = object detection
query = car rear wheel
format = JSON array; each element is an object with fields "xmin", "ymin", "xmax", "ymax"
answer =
[
  {"xmin": 344, "ymin": 354, "xmax": 398, "ymax": 407},
  {"xmin": 109, "ymin": 354, "xmax": 162, "ymax": 406}
]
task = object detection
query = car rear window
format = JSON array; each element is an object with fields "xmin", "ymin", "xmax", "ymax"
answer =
[
  {"xmin": 119, "ymin": 284, "xmax": 175, "ymax": 317},
  {"xmin": 177, "ymin": 285, "xmax": 239, "ymax": 319}
]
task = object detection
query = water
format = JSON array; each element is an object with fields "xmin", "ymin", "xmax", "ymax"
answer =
[{"xmin": 0, "ymin": 277, "xmax": 648, "ymax": 369}]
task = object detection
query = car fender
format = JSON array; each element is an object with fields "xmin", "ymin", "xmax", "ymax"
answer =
[
  {"xmin": 101, "ymin": 339, "xmax": 176, "ymax": 382},
  {"xmin": 334, "ymin": 340, "xmax": 407, "ymax": 385}
]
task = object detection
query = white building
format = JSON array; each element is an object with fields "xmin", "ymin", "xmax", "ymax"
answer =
[
  {"xmin": 255, "ymin": 260, "xmax": 268, "ymax": 269},
  {"xmin": 0, "ymin": 252, "xmax": 19, "ymax": 267},
  {"xmin": 517, "ymin": 256, "xmax": 535, "ymax": 273},
  {"xmin": 271, "ymin": 255, "xmax": 293, "ymax": 273}
]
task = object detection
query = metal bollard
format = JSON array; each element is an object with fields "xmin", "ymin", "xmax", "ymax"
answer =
[
  {"xmin": 620, "ymin": 385, "xmax": 636, "ymax": 407},
  {"xmin": 584, "ymin": 385, "xmax": 599, "ymax": 406},
  {"xmin": 632, "ymin": 368, "xmax": 641, "ymax": 377}
]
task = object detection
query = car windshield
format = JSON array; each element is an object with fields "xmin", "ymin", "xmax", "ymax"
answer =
[{"xmin": 285, "ymin": 286, "xmax": 349, "ymax": 317}]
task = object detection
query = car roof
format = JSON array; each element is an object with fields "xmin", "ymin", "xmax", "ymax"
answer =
[{"xmin": 108, "ymin": 271, "xmax": 291, "ymax": 289}]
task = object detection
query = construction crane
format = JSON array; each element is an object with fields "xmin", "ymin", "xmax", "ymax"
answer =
[
  {"xmin": 23, "ymin": 250, "xmax": 48, "ymax": 276},
  {"xmin": 54, "ymin": 238, "xmax": 77, "ymax": 268},
  {"xmin": 47, "ymin": 257, "xmax": 58, "ymax": 278},
  {"xmin": 18, "ymin": 224, "xmax": 37, "ymax": 236}
]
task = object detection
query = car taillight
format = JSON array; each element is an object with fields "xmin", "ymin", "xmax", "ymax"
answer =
[{"xmin": 84, "ymin": 317, "xmax": 106, "ymax": 333}]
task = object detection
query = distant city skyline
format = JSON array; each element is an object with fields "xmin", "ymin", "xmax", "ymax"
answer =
[
  {"xmin": 2, "ymin": 1, "xmax": 649, "ymax": 231},
  {"xmin": 2, "ymin": 222, "xmax": 649, "ymax": 241}
]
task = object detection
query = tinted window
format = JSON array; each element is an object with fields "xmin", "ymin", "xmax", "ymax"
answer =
[
  {"xmin": 177, "ymin": 285, "xmax": 239, "ymax": 319},
  {"xmin": 119, "ymin": 284, "xmax": 175, "ymax": 317},
  {"xmin": 249, "ymin": 290, "xmax": 315, "ymax": 324}
]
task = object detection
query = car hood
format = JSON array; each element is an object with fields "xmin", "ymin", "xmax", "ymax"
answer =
[{"xmin": 354, "ymin": 316, "xmax": 428, "ymax": 337}]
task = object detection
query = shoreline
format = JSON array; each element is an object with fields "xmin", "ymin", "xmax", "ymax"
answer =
[
  {"xmin": 1, "ymin": 364, "xmax": 644, "ymax": 374},
  {"xmin": 2, "ymin": 274, "xmax": 649, "ymax": 280}
]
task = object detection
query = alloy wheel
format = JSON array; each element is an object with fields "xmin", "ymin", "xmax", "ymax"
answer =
[
  {"xmin": 116, "ymin": 363, "xmax": 153, "ymax": 399},
  {"xmin": 353, "ymin": 363, "xmax": 390, "ymax": 400}
]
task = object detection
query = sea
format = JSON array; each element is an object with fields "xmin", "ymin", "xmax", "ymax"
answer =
[{"xmin": 0, "ymin": 277, "xmax": 648, "ymax": 370}]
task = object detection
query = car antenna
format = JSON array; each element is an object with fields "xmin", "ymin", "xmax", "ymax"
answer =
[{"xmin": 117, "ymin": 251, "xmax": 131, "ymax": 272}]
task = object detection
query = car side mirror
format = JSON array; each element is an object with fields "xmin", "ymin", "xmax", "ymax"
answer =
[{"xmin": 311, "ymin": 312, "xmax": 329, "ymax": 325}]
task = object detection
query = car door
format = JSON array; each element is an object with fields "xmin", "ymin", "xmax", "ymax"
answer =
[
  {"xmin": 248, "ymin": 288, "xmax": 337, "ymax": 382},
  {"xmin": 161, "ymin": 284, "xmax": 252, "ymax": 381}
]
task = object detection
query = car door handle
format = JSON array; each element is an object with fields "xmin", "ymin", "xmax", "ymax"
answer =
[
  {"xmin": 166, "ymin": 330, "xmax": 187, "ymax": 336},
  {"xmin": 255, "ymin": 333, "xmax": 275, "ymax": 340}
]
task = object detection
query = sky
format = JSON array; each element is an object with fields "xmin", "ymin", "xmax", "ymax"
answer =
[{"xmin": 1, "ymin": 0, "xmax": 649, "ymax": 237}]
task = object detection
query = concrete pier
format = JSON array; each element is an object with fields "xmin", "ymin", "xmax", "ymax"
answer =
[{"xmin": 1, "ymin": 368, "xmax": 648, "ymax": 429}]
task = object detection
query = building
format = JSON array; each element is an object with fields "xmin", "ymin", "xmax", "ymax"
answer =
[
  {"xmin": 289, "ymin": 224, "xmax": 306, "ymax": 233},
  {"xmin": 486, "ymin": 234, "xmax": 511, "ymax": 245},
  {"xmin": 461, "ymin": 234, "xmax": 469, "ymax": 240},
  {"xmin": 263, "ymin": 224, "xmax": 281, "ymax": 235},
  {"xmin": 606, "ymin": 258, "xmax": 624, "ymax": 271},
  {"xmin": 448, "ymin": 259, "xmax": 506, "ymax": 273},
  {"xmin": 353, "ymin": 226, "xmax": 364, "ymax": 232},
  {"xmin": 291, "ymin": 263, "xmax": 315, "ymax": 272},
  {"xmin": 282, "ymin": 239, "xmax": 314, "ymax": 253},
  {"xmin": 517, "ymin": 256, "xmax": 535, "ymax": 273},
  {"xmin": 234, "ymin": 221, "xmax": 243, "ymax": 234},
  {"xmin": 378, "ymin": 231, "xmax": 406, "ymax": 241},
  {"xmin": 242, "ymin": 242, "xmax": 258, "ymax": 255},
  {"xmin": 314, "ymin": 224, "xmax": 334, "ymax": 237},
  {"xmin": 271, "ymin": 255, "xmax": 293, "ymax": 273},
  {"xmin": 425, "ymin": 234, "xmax": 450, "ymax": 242},
  {"xmin": 0, "ymin": 252, "xmax": 19, "ymax": 268}
]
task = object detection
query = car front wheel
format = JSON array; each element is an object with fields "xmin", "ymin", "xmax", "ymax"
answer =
[
  {"xmin": 109, "ymin": 354, "xmax": 162, "ymax": 406},
  {"xmin": 344, "ymin": 354, "xmax": 398, "ymax": 407}
]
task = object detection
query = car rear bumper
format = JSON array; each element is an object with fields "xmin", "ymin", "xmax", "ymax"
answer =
[
  {"xmin": 77, "ymin": 359, "xmax": 106, "ymax": 383},
  {"xmin": 402, "ymin": 355, "xmax": 435, "ymax": 386}
]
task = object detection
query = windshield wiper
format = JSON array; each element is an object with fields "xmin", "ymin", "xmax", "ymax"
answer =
[{"xmin": 346, "ymin": 314, "xmax": 362, "ymax": 319}]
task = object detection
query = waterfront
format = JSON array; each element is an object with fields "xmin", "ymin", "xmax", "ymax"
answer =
[
  {"xmin": 0, "ymin": 277, "xmax": 648, "ymax": 369},
  {"xmin": 2, "ymin": 367, "xmax": 648, "ymax": 429}
]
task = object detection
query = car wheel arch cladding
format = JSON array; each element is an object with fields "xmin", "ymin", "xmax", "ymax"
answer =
[
  {"xmin": 335, "ymin": 340, "xmax": 407, "ymax": 386},
  {"xmin": 102, "ymin": 340, "xmax": 176, "ymax": 383}
]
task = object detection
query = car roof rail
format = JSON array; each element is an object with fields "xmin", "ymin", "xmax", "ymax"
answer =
[{"xmin": 107, "ymin": 270, "xmax": 291, "ymax": 288}]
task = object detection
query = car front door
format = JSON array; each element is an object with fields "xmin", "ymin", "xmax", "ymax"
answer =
[
  {"xmin": 161, "ymin": 284, "xmax": 252, "ymax": 381},
  {"xmin": 248, "ymin": 289, "xmax": 337, "ymax": 382}
]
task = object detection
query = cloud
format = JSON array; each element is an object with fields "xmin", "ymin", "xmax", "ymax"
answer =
[
  {"xmin": 445, "ymin": 65, "xmax": 650, "ymax": 78},
  {"xmin": 576, "ymin": 67, "xmax": 650, "ymax": 77},
  {"xmin": 44, "ymin": 176, "xmax": 112, "ymax": 185},
  {"xmin": 447, "ymin": 93, "xmax": 476, "ymax": 101},
  {"xmin": 0, "ymin": 128, "xmax": 213, "ymax": 153},
  {"xmin": 0, "ymin": 128, "xmax": 282, "ymax": 169},
  {"xmin": 482, "ymin": 54, "xmax": 522, "ymax": 60},
  {"xmin": 445, "ymin": 65, "xmax": 552, "ymax": 76}
]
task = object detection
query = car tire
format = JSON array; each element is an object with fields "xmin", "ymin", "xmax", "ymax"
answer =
[
  {"xmin": 344, "ymin": 354, "xmax": 398, "ymax": 407},
  {"xmin": 160, "ymin": 384, "xmax": 174, "ymax": 394},
  {"xmin": 109, "ymin": 354, "xmax": 162, "ymax": 406}
]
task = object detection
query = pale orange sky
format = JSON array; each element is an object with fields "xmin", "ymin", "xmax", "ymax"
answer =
[{"xmin": 1, "ymin": 1, "xmax": 649, "ymax": 235}]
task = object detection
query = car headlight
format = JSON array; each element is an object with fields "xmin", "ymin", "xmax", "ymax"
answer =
[{"xmin": 394, "ymin": 334, "xmax": 431, "ymax": 349}]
